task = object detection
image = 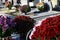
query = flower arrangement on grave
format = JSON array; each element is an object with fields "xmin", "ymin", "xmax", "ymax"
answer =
[
  {"xmin": 20, "ymin": 5, "xmax": 31, "ymax": 14},
  {"xmin": 29, "ymin": 14, "xmax": 60, "ymax": 40},
  {"xmin": 0, "ymin": 15, "xmax": 15, "ymax": 39},
  {"xmin": 36, "ymin": 2, "xmax": 44, "ymax": 12},
  {"xmin": 5, "ymin": 1, "xmax": 12, "ymax": 9},
  {"xmin": 13, "ymin": 15, "xmax": 35, "ymax": 39}
]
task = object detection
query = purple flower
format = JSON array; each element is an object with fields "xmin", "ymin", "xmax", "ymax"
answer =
[
  {"xmin": 0, "ymin": 15, "xmax": 15, "ymax": 32},
  {"xmin": 0, "ymin": 15, "xmax": 4, "ymax": 26},
  {"xmin": 2, "ymin": 24, "xmax": 8, "ymax": 32}
]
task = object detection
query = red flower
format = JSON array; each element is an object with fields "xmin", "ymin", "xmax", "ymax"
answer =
[
  {"xmin": 13, "ymin": 15, "xmax": 35, "ymax": 39},
  {"xmin": 29, "ymin": 14, "xmax": 60, "ymax": 40},
  {"xmin": 58, "ymin": 36, "xmax": 60, "ymax": 40}
]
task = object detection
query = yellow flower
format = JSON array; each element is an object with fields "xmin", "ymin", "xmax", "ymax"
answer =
[
  {"xmin": 36, "ymin": 2, "xmax": 44, "ymax": 8},
  {"xmin": 36, "ymin": 2, "xmax": 44, "ymax": 11},
  {"xmin": 5, "ymin": 1, "xmax": 11, "ymax": 7}
]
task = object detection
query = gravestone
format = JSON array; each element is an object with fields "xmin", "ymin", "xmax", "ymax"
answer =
[
  {"xmin": 20, "ymin": 0, "xmax": 40, "ymax": 6},
  {"xmin": 21, "ymin": 0, "xmax": 28, "ymax": 6},
  {"xmin": 0, "ymin": 0, "xmax": 1, "ymax": 4},
  {"xmin": 34, "ymin": 0, "xmax": 39, "ymax": 6},
  {"xmin": 2, "ymin": 0, "xmax": 5, "ymax": 3},
  {"xmin": 51, "ymin": 0, "xmax": 58, "ymax": 8},
  {"xmin": 29, "ymin": 0, "xmax": 40, "ymax": 7},
  {"xmin": 44, "ymin": 0, "xmax": 48, "ymax": 2},
  {"xmin": 13, "ymin": 0, "xmax": 17, "ymax": 6}
]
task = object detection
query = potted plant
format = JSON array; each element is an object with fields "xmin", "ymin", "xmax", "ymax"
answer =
[
  {"xmin": 20, "ymin": 5, "xmax": 31, "ymax": 14},
  {"xmin": 29, "ymin": 14, "xmax": 60, "ymax": 40},
  {"xmin": 13, "ymin": 15, "xmax": 35, "ymax": 40}
]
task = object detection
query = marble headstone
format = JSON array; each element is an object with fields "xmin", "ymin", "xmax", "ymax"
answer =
[
  {"xmin": 21, "ymin": 0, "xmax": 28, "ymax": 6},
  {"xmin": 20, "ymin": 0, "xmax": 40, "ymax": 6},
  {"xmin": 2, "ymin": 0, "xmax": 5, "ymax": 3},
  {"xmin": 51, "ymin": 0, "xmax": 58, "ymax": 8},
  {"xmin": 34, "ymin": 0, "xmax": 39, "ymax": 6},
  {"xmin": 13, "ymin": 0, "xmax": 17, "ymax": 6},
  {"xmin": 0, "ymin": 0, "xmax": 2, "ymax": 4}
]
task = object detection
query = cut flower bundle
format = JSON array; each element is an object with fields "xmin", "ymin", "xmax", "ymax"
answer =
[
  {"xmin": 0, "ymin": 15, "xmax": 14, "ymax": 37},
  {"xmin": 29, "ymin": 14, "xmax": 60, "ymax": 40},
  {"xmin": 13, "ymin": 15, "xmax": 35, "ymax": 33}
]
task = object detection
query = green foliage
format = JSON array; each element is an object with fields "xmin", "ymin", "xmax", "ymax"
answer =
[
  {"xmin": 20, "ymin": 5, "xmax": 31, "ymax": 14},
  {"xmin": 50, "ymin": 37, "xmax": 56, "ymax": 40},
  {"xmin": 0, "ymin": 27, "xmax": 14, "ymax": 37},
  {"xmin": 37, "ymin": 5, "xmax": 44, "ymax": 11}
]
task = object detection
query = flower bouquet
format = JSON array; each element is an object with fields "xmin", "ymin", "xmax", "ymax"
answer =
[
  {"xmin": 20, "ymin": 5, "xmax": 31, "ymax": 14},
  {"xmin": 0, "ymin": 15, "xmax": 15, "ymax": 40},
  {"xmin": 29, "ymin": 14, "xmax": 60, "ymax": 40},
  {"xmin": 36, "ymin": 2, "xmax": 44, "ymax": 12},
  {"xmin": 13, "ymin": 15, "xmax": 35, "ymax": 39},
  {"xmin": 5, "ymin": 1, "xmax": 12, "ymax": 9}
]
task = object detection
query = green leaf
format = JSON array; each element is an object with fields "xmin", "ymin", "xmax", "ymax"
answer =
[
  {"xmin": 2, "ymin": 27, "xmax": 14, "ymax": 37},
  {"xmin": 50, "ymin": 37, "xmax": 56, "ymax": 40}
]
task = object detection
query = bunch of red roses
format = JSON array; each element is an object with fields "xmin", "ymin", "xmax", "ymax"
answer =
[
  {"xmin": 13, "ymin": 15, "xmax": 35, "ymax": 23},
  {"xmin": 29, "ymin": 15, "xmax": 60, "ymax": 40},
  {"xmin": 13, "ymin": 15, "xmax": 35, "ymax": 39}
]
